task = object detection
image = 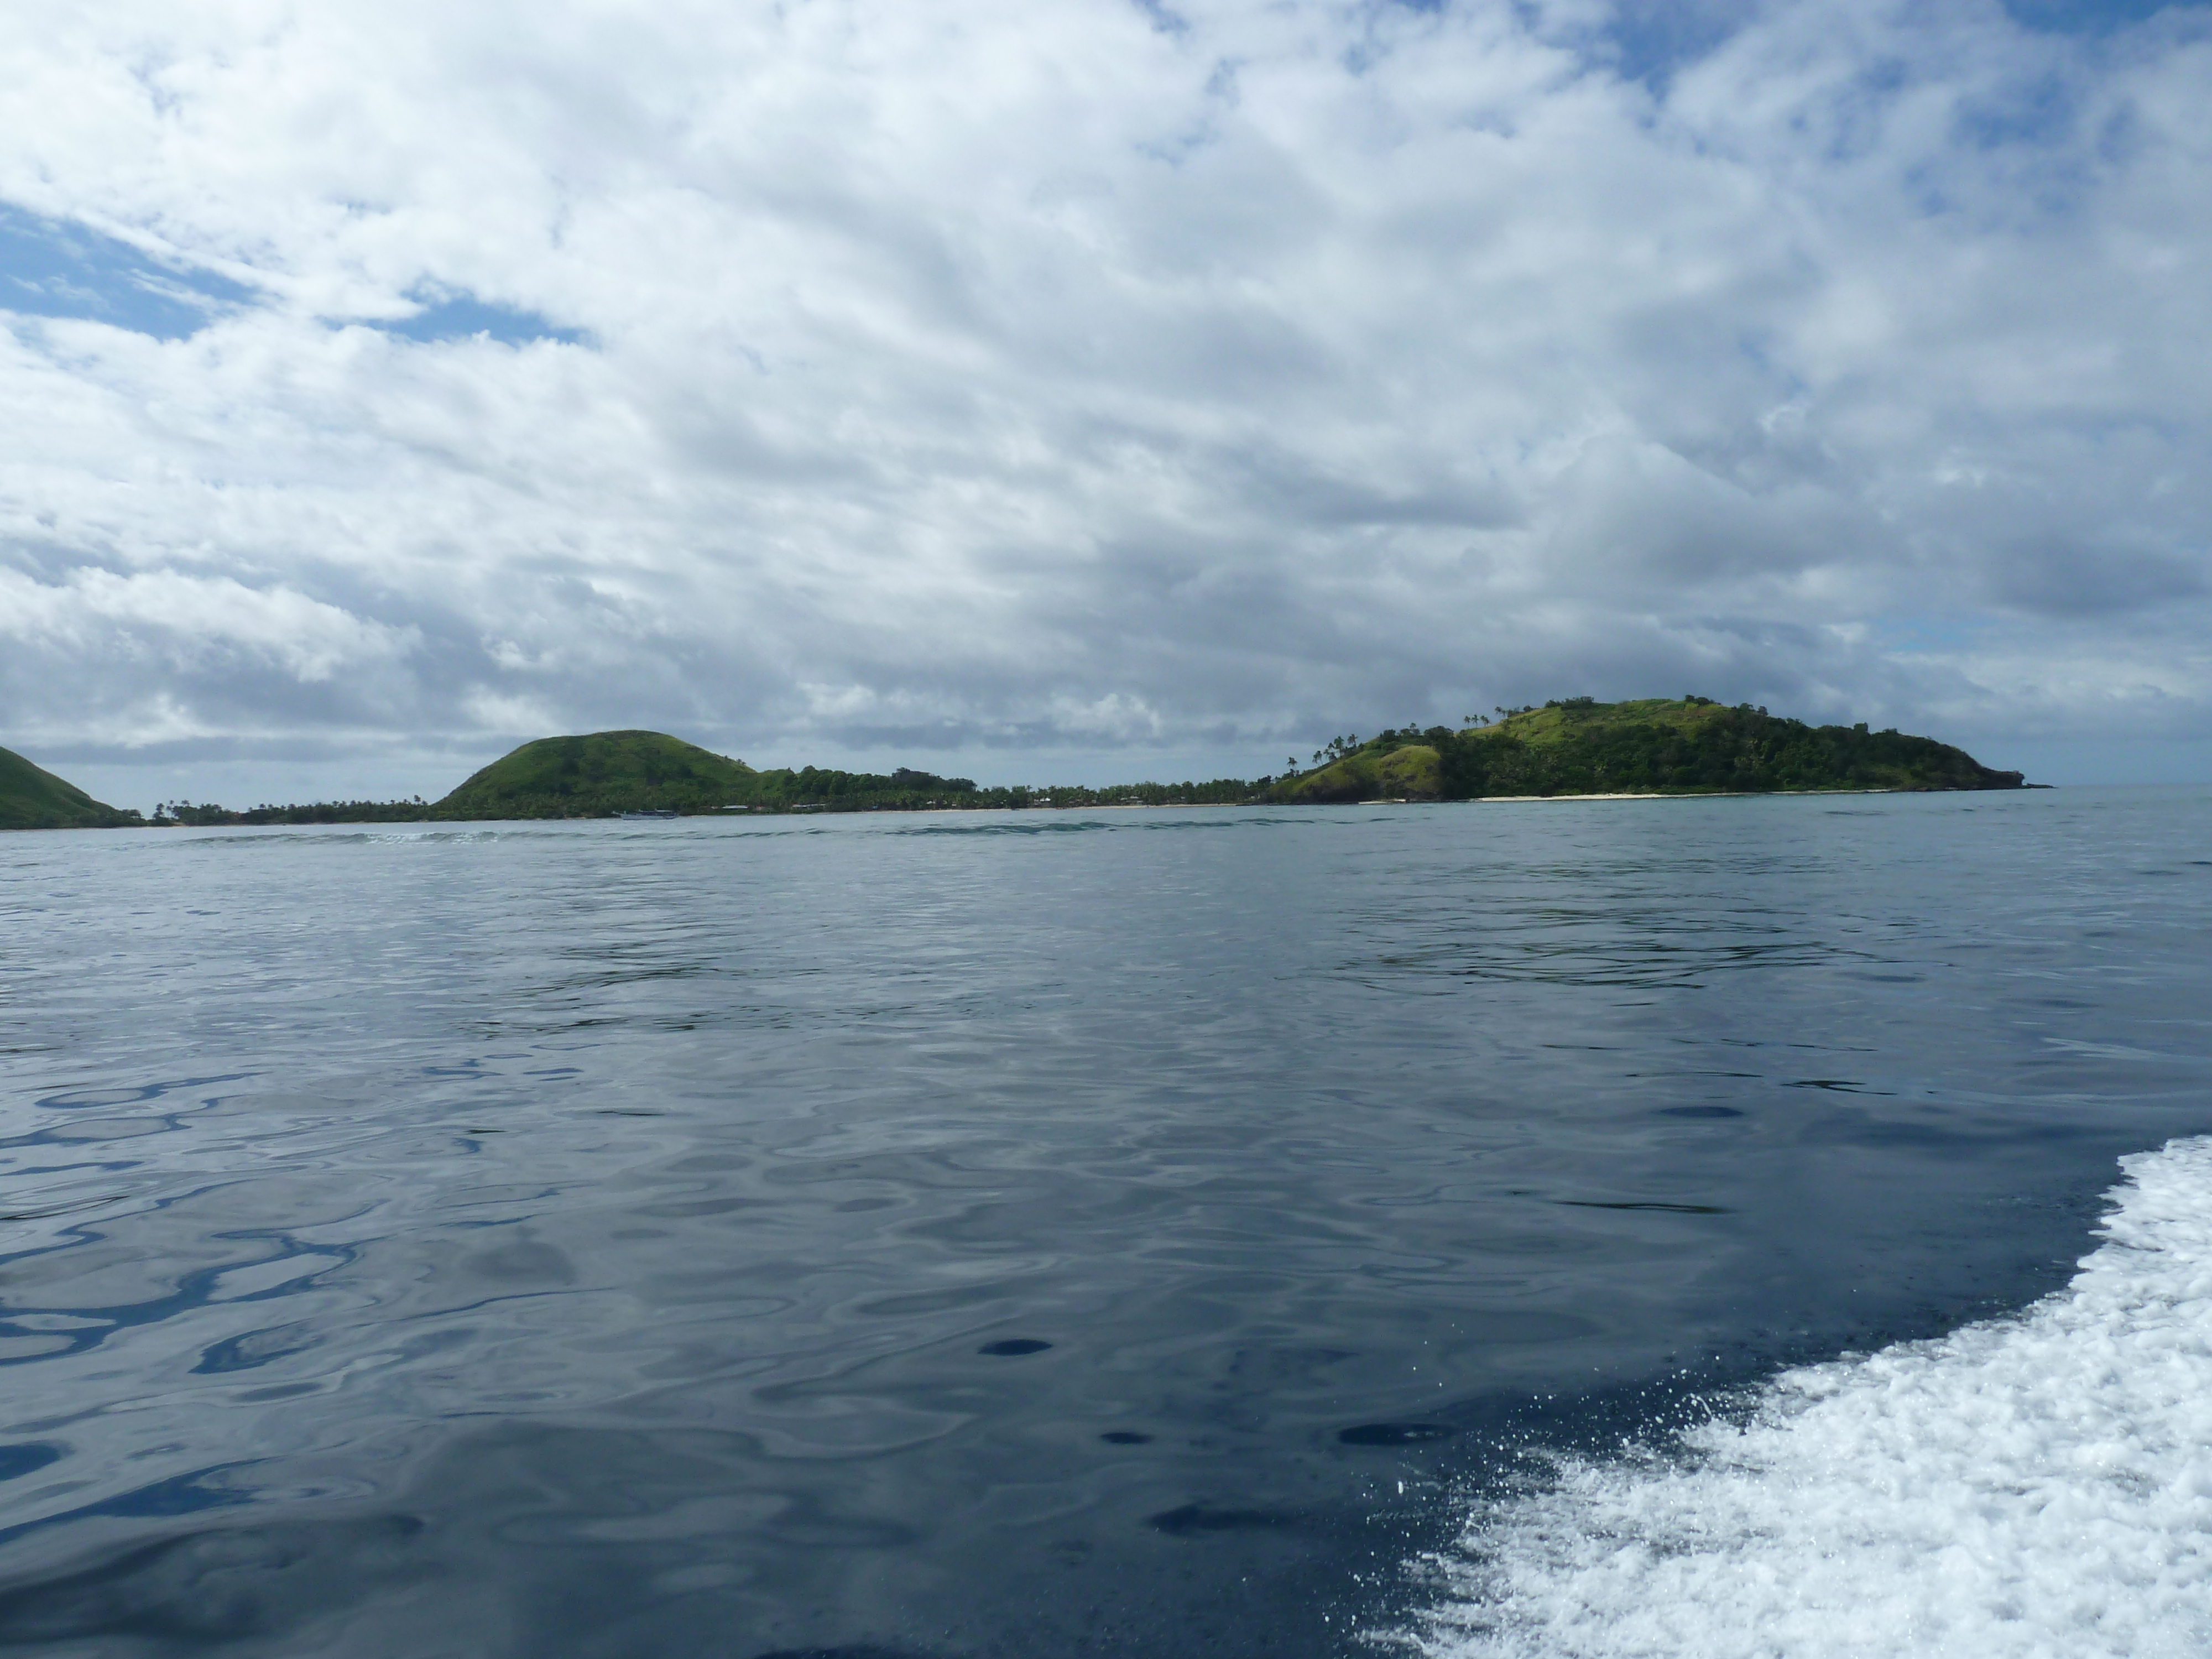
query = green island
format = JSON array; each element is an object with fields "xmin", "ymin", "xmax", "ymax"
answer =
[
  {"xmin": 0, "ymin": 699, "xmax": 2026, "ymax": 830},
  {"xmin": 425, "ymin": 731, "xmax": 1256, "ymax": 818},
  {"xmin": 0, "ymin": 746, "xmax": 142, "ymax": 831},
  {"xmin": 1268, "ymin": 696, "xmax": 2026, "ymax": 804}
]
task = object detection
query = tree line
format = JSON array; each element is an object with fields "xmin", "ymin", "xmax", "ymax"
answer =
[{"xmin": 126, "ymin": 700, "xmax": 2024, "ymax": 825}]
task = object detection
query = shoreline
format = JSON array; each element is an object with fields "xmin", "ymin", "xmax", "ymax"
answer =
[{"xmin": 12, "ymin": 782, "xmax": 2026, "ymax": 834}]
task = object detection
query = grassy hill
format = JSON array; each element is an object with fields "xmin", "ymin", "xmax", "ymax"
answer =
[
  {"xmin": 436, "ymin": 731, "xmax": 765, "ymax": 818},
  {"xmin": 0, "ymin": 745, "xmax": 140, "ymax": 831},
  {"xmin": 435, "ymin": 732, "xmax": 1010, "ymax": 818},
  {"xmin": 1270, "ymin": 697, "xmax": 2025, "ymax": 803}
]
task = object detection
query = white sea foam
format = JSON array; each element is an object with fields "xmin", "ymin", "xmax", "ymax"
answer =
[{"xmin": 1400, "ymin": 1136, "xmax": 2212, "ymax": 1659}]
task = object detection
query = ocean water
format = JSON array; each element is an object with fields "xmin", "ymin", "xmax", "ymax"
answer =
[{"xmin": 0, "ymin": 788, "xmax": 2207, "ymax": 1658}]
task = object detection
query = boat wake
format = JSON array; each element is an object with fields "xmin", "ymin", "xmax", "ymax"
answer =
[{"xmin": 1394, "ymin": 1136, "xmax": 2212, "ymax": 1658}]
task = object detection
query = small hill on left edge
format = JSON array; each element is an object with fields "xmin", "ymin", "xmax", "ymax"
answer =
[
  {"xmin": 436, "ymin": 731, "xmax": 763, "ymax": 818},
  {"xmin": 0, "ymin": 745, "xmax": 142, "ymax": 831}
]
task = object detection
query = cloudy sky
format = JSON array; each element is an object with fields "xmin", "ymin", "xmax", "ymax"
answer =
[{"xmin": 1, "ymin": 0, "xmax": 2206, "ymax": 806}]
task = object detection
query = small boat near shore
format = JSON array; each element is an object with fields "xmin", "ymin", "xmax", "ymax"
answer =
[{"xmin": 617, "ymin": 809, "xmax": 679, "ymax": 820}]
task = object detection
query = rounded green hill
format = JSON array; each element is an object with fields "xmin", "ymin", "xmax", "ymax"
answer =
[{"xmin": 436, "ymin": 731, "xmax": 760, "ymax": 819}]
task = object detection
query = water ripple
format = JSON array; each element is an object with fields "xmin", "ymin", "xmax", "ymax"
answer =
[{"xmin": 0, "ymin": 792, "xmax": 2207, "ymax": 1656}]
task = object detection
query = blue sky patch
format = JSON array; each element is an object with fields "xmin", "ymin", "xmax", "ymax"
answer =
[
  {"xmin": 2002, "ymin": 0, "xmax": 2179, "ymax": 31},
  {"xmin": 378, "ymin": 289, "xmax": 586, "ymax": 346},
  {"xmin": 1593, "ymin": 0, "xmax": 2181, "ymax": 88},
  {"xmin": 1600, "ymin": 0, "xmax": 1755, "ymax": 88},
  {"xmin": 0, "ymin": 204, "xmax": 256, "ymax": 340}
]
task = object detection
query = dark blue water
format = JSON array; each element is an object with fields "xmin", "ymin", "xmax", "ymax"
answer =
[{"xmin": 2, "ymin": 790, "xmax": 2208, "ymax": 1657}]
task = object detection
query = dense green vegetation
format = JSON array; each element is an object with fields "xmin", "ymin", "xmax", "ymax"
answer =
[
  {"xmin": 437, "ymin": 731, "xmax": 761, "ymax": 817},
  {"xmin": 152, "ymin": 799, "xmax": 434, "ymax": 827},
  {"xmin": 724, "ymin": 769, "xmax": 1260, "ymax": 814},
  {"xmin": 434, "ymin": 732, "xmax": 1259, "ymax": 818},
  {"xmin": 9, "ymin": 700, "xmax": 2028, "ymax": 831},
  {"xmin": 1268, "ymin": 697, "xmax": 2026, "ymax": 803},
  {"xmin": 73, "ymin": 737, "xmax": 1264, "ymax": 826},
  {"xmin": 0, "ymin": 745, "xmax": 141, "ymax": 830}
]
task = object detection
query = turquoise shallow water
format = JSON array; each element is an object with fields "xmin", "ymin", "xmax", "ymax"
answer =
[{"xmin": 1, "ymin": 789, "xmax": 2208, "ymax": 1657}]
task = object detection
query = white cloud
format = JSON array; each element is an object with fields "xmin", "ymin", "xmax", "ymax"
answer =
[
  {"xmin": 1, "ymin": 0, "xmax": 2208, "ymax": 796},
  {"xmin": 0, "ymin": 565, "xmax": 415, "ymax": 680}
]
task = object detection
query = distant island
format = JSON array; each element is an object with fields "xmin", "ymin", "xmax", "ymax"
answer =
[
  {"xmin": 1268, "ymin": 696, "xmax": 2026, "ymax": 803},
  {"xmin": 0, "ymin": 698, "xmax": 2027, "ymax": 830},
  {"xmin": 414, "ymin": 730, "xmax": 1255, "ymax": 818}
]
